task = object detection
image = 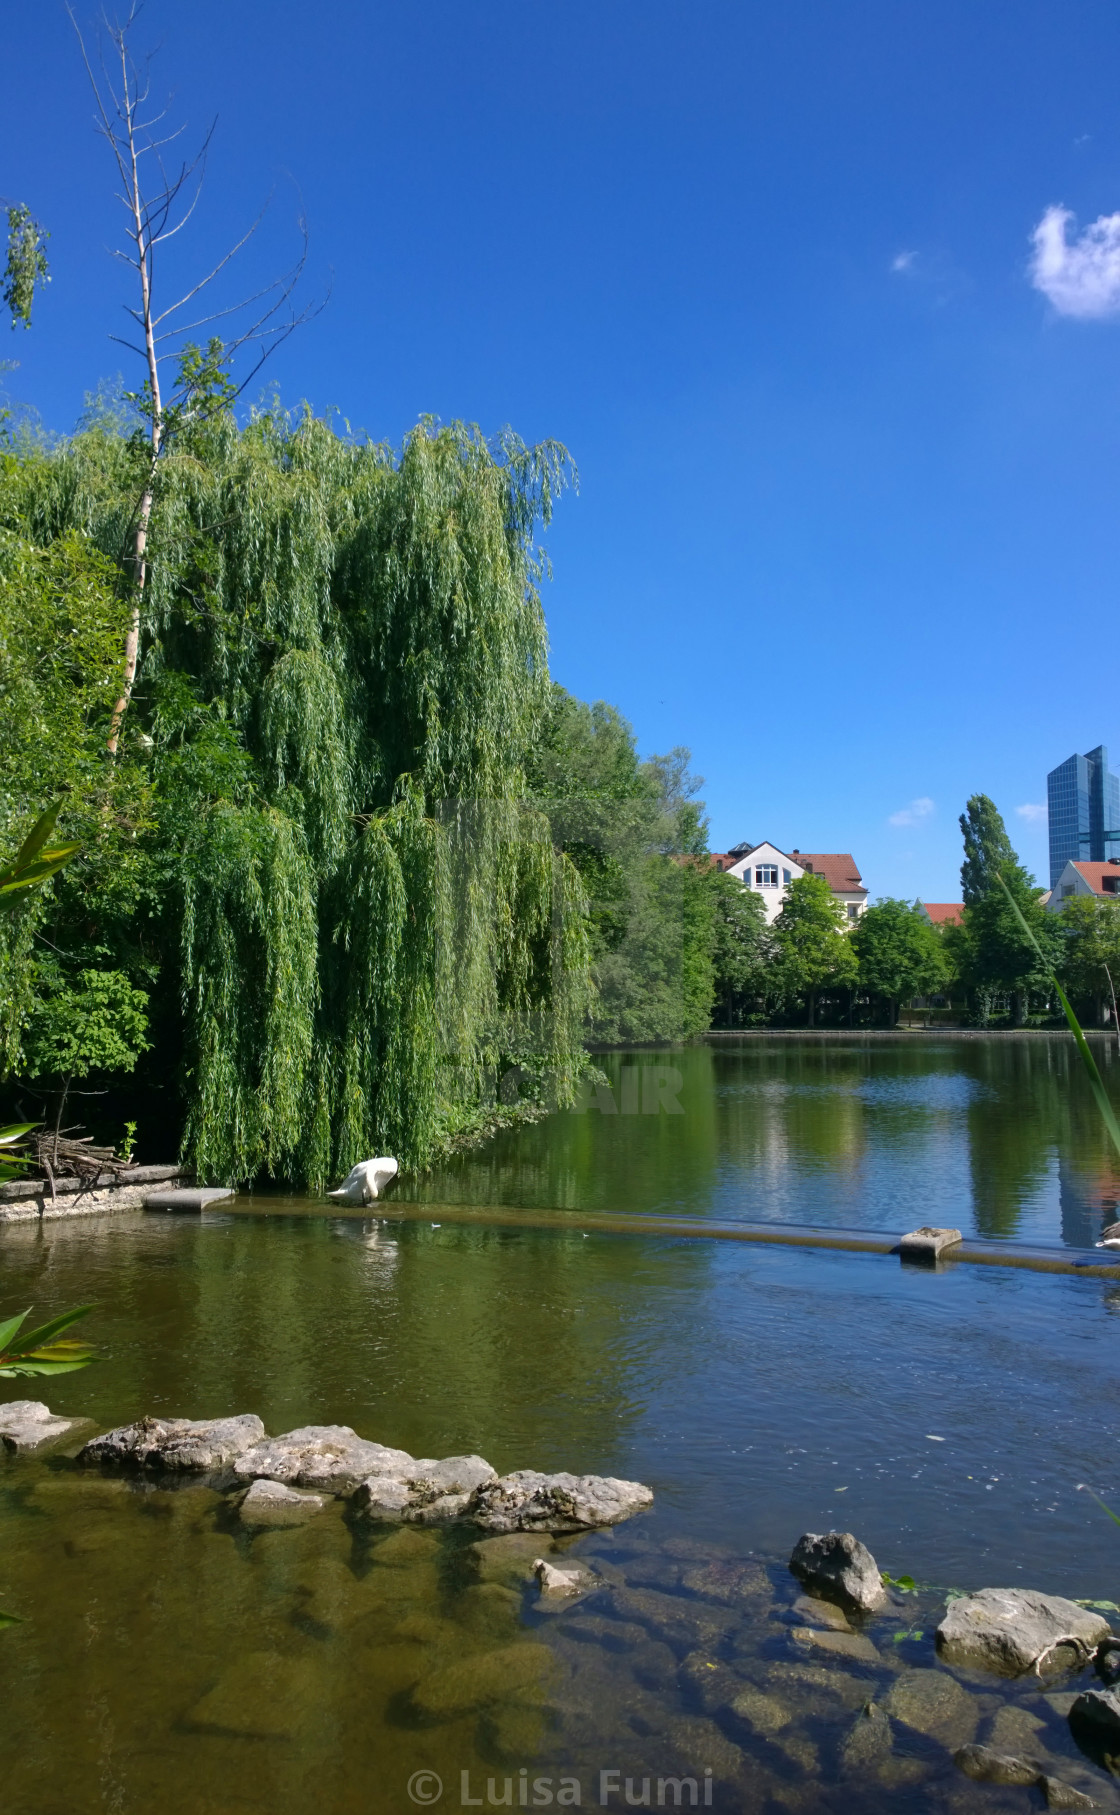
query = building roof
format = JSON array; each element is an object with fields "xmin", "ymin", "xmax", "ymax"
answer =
[
  {"xmin": 1071, "ymin": 861, "xmax": 1120, "ymax": 896},
  {"xmin": 707, "ymin": 854, "xmax": 741, "ymax": 872},
  {"xmin": 921, "ymin": 902, "xmax": 964, "ymax": 926},
  {"xmin": 789, "ymin": 851, "xmax": 867, "ymax": 896}
]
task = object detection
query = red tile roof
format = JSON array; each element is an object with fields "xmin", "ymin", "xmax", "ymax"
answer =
[
  {"xmin": 922, "ymin": 902, "xmax": 964, "ymax": 926},
  {"xmin": 792, "ymin": 852, "xmax": 866, "ymax": 895},
  {"xmin": 1072, "ymin": 862, "xmax": 1120, "ymax": 896}
]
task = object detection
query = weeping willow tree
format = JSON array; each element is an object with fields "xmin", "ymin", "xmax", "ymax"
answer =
[{"xmin": 2, "ymin": 405, "xmax": 592, "ymax": 1185}]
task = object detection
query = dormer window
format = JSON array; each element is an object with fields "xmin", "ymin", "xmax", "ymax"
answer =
[{"xmin": 755, "ymin": 865, "xmax": 779, "ymax": 888}]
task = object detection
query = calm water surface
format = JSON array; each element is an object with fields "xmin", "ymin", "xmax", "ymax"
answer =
[
  {"xmin": 410, "ymin": 1037, "xmax": 1120, "ymax": 1247},
  {"xmin": 2, "ymin": 1038, "xmax": 1120, "ymax": 1813}
]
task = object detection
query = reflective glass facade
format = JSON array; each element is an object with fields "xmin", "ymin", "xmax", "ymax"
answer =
[{"xmin": 1046, "ymin": 744, "xmax": 1120, "ymax": 886}]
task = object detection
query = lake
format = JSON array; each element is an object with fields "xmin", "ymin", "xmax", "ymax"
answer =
[{"xmin": 2, "ymin": 1036, "xmax": 1119, "ymax": 1813}]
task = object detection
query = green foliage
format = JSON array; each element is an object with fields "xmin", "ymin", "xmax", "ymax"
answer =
[
  {"xmin": 852, "ymin": 898, "xmax": 945, "ymax": 1023},
  {"xmin": 0, "ymin": 1121, "xmax": 39, "ymax": 1183},
  {"xmin": 710, "ymin": 870, "xmax": 772, "ymax": 1026},
  {"xmin": 3, "ymin": 411, "xmax": 592, "ymax": 1182},
  {"xmin": 0, "ymin": 1304, "xmax": 96, "ymax": 1377},
  {"xmin": 1057, "ymin": 896, "xmax": 1120, "ymax": 1016},
  {"xmin": 960, "ymin": 793, "xmax": 1017, "ymax": 907},
  {"xmin": 0, "ymin": 804, "xmax": 79, "ymax": 914},
  {"xmin": 772, "ymin": 874, "xmax": 857, "ymax": 1021},
  {"xmin": 22, "ymin": 966, "xmax": 151, "ymax": 1083},
  {"xmin": 3, "ymin": 206, "xmax": 50, "ymax": 330}
]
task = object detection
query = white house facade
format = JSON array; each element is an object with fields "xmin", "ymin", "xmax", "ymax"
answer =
[
  {"xmin": 1046, "ymin": 858, "xmax": 1120, "ymax": 910},
  {"xmin": 712, "ymin": 842, "xmax": 869, "ymax": 927}
]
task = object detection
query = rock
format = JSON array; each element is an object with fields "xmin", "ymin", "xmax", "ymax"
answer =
[
  {"xmin": 937, "ymin": 1589, "xmax": 1111, "ymax": 1677},
  {"xmin": 789, "ymin": 1531, "xmax": 886, "ymax": 1613},
  {"xmin": 1070, "ymin": 1687, "xmax": 1120, "ymax": 1742},
  {"xmin": 954, "ymin": 1743, "xmax": 1040, "ymax": 1786},
  {"xmin": 791, "ymin": 1626, "xmax": 880, "ymax": 1663},
  {"xmin": 899, "ymin": 1225, "xmax": 962, "ymax": 1262},
  {"xmin": 763, "ymin": 1660, "xmax": 871, "ymax": 1713},
  {"xmin": 238, "ymin": 1478, "xmax": 326, "ymax": 1527},
  {"xmin": 469, "ymin": 1533, "xmax": 554, "ymax": 1584},
  {"xmin": 565, "ymin": 1614, "xmax": 650, "ymax": 1655},
  {"xmin": 327, "ymin": 1156, "xmax": 398, "ymax": 1203},
  {"xmin": 792, "ymin": 1593, "xmax": 851, "ymax": 1632},
  {"xmin": 454, "ymin": 1582, "xmax": 523, "ymax": 1640},
  {"xmin": 535, "ymin": 1558, "xmax": 587, "ymax": 1596},
  {"xmin": 410, "ymin": 1642, "xmax": 554, "ymax": 1721},
  {"xmin": 884, "ymin": 1670, "xmax": 979, "ymax": 1748},
  {"xmin": 1042, "ymin": 1778, "xmax": 1098, "ymax": 1810},
  {"xmin": 680, "ymin": 1558, "xmax": 771, "ymax": 1604},
  {"xmin": 468, "ymin": 1469, "xmax": 653, "ymax": 1532},
  {"xmin": 841, "ymin": 1702, "xmax": 893, "ymax": 1769},
  {"xmin": 729, "ymin": 1684, "xmax": 793, "ymax": 1736},
  {"xmin": 680, "ymin": 1651, "xmax": 750, "ymax": 1718},
  {"xmin": 369, "ymin": 1525, "xmax": 439, "ymax": 1566},
  {"xmin": 0, "ymin": 1399, "xmax": 91, "ymax": 1452},
  {"xmin": 352, "ymin": 1454, "xmax": 495, "ymax": 1523},
  {"xmin": 232, "ymin": 1426, "xmax": 414, "ymax": 1494},
  {"xmin": 987, "ymin": 1704, "xmax": 1048, "ymax": 1755},
  {"xmin": 79, "ymin": 1413, "xmax": 265, "ymax": 1473},
  {"xmin": 1095, "ymin": 1639, "xmax": 1120, "ymax": 1685},
  {"xmin": 610, "ymin": 1584, "xmax": 738, "ymax": 1652},
  {"xmin": 185, "ymin": 1650, "xmax": 313, "ymax": 1739}
]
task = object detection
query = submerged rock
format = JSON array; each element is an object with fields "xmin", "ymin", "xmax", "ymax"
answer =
[
  {"xmin": 840, "ymin": 1701, "xmax": 892, "ymax": 1770},
  {"xmin": 79, "ymin": 1413, "xmax": 265, "ymax": 1472},
  {"xmin": 238, "ymin": 1478, "xmax": 326, "ymax": 1527},
  {"xmin": 468, "ymin": 1468, "xmax": 653, "ymax": 1532},
  {"xmin": 954, "ymin": 1743, "xmax": 1040, "ymax": 1786},
  {"xmin": 789, "ymin": 1531, "xmax": 887, "ymax": 1613},
  {"xmin": 0, "ymin": 1399, "xmax": 91, "ymax": 1453},
  {"xmin": 791, "ymin": 1626, "xmax": 879, "ymax": 1663},
  {"xmin": 409, "ymin": 1641, "xmax": 554, "ymax": 1721},
  {"xmin": 535, "ymin": 1558, "xmax": 588, "ymax": 1597},
  {"xmin": 232, "ymin": 1426, "xmax": 414, "ymax": 1495},
  {"xmin": 936, "ymin": 1589, "xmax": 1111, "ymax": 1676},
  {"xmin": 884, "ymin": 1669, "xmax": 978, "ymax": 1748},
  {"xmin": 1042, "ymin": 1779, "xmax": 1098, "ymax": 1810}
]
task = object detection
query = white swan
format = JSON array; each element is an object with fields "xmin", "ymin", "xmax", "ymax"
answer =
[{"xmin": 328, "ymin": 1157, "xmax": 399, "ymax": 1204}]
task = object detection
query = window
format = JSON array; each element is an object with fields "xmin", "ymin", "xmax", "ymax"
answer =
[
  {"xmin": 755, "ymin": 865, "xmax": 779, "ymax": 888},
  {"xmin": 782, "ymin": 868, "xmax": 791, "ymax": 885},
  {"xmin": 1104, "ymin": 876, "xmax": 1120, "ymax": 894},
  {"xmin": 1061, "ymin": 884, "xmax": 1074, "ymax": 898},
  {"xmin": 847, "ymin": 904, "xmax": 859, "ymax": 921}
]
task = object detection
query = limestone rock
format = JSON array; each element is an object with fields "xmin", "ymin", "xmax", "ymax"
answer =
[
  {"xmin": 729, "ymin": 1684, "xmax": 792, "ymax": 1736},
  {"xmin": 937, "ymin": 1589, "xmax": 1111, "ymax": 1676},
  {"xmin": 1042, "ymin": 1778, "xmax": 1097, "ymax": 1810},
  {"xmin": 986, "ymin": 1703, "xmax": 1047, "ymax": 1756},
  {"xmin": 352, "ymin": 1453, "xmax": 495, "ymax": 1523},
  {"xmin": 1069, "ymin": 1687, "xmax": 1120, "ymax": 1742},
  {"xmin": 535, "ymin": 1558, "xmax": 587, "ymax": 1596},
  {"xmin": 238, "ymin": 1478, "xmax": 326, "ymax": 1527},
  {"xmin": 468, "ymin": 1468, "xmax": 653, "ymax": 1532},
  {"xmin": 841, "ymin": 1702, "xmax": 892, "ymax": 1770},
  {"xmin": 884, "ymin": 1669, "xmax": 978, "ymax": 1748},
  {"xmin": 0, "ymin": 1399, "xmax": 91, "ymax": 1452},
  {"xmin": 789, "ymin": 1531, "xmax": 887, "ymax": 1613},
  {"xmin": 232, "ymin": 1425, "xmax": 414, "ymax": 1494},
  {"xmin": 410, "ymin": 1642, "xmax": 553, "ymax": 1721},
  {"xmin": 327, "ymin": 1157, "xmax": 398, "ymax": 1203},
  {"xmin": 954, "ymin": 1743, "xmax": 1040, "ymax": 1786},
  {"xmin": 79, "ymin": 1412, "xmax": 265, "ymax": 1473},
  {"xmin": 791, "ymin": 1626, "xmax": 880, "ymax": 1663},
  {"xmin": 469, "ymin": 1532, "xmax": 554, "ymax": 1584},
  {"xmin": 680, "ymin": 1558, "xmax": 771, "ymax": 1604},
  {"xmin": 792, "ymin": 1593, "xmax": 851, "ymax": 1632}
]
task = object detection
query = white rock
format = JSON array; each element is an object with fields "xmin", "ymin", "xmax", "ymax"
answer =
[
  {"xmin": 937, "ymin": 1589, "xmax": 1111, "ymax": 1675},
  {"xmin": 534, "ymin": 1558, "xmax": 586, "ymax": 1595},
  {"xmin": 79, "ymin": 1413, "xmax": 265, "ymax": 1472},
  {"xmin": 468, "ymin": 1469, "xmax": 654, "ymax": 1532},
  {"xmin": 232, "ymin": 1425, "xmax": 415, "ymax": 1494},
  {"xmin": 238, "ymin": 1478, "xmax": 326, "ymax": 1526},
  {"xmin": 0, "ymin": 1399, "xmax": 91, "ymax": 1453},
  {"xmin": 327, "ymin": 1158, "xmax": 398, "ymax": 1204}
]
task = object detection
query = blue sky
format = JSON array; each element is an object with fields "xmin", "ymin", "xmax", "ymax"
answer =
[{"xmin": 7, "ymin": 0, "xmax": 1120, "ymax": 900}]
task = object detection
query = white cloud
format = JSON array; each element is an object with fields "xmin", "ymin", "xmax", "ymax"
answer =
[
  {"xmin": 891, "ymin": 250, "xmax": 917, "ymax": 274},
  {"xmin": 1030, "ymin": 205, "xmax": 1120, "ymax": 318},
  {"xmin": 1016, "ymin": 802, "xmax": 1047, "ymax": 824},
  {"xmin": 888, "ymin": 797, "xmax": 935, "ymax": 828}
]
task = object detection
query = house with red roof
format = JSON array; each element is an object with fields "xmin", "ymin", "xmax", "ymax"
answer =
[
  {"xmin": 1047, "ymin": 858, "xmax": 1120, "ymax": 910},
  {"xmin": 919, "ymin": 902, "xmax": 964, "ymax": 927},
  {"xmin": 707, "ymin": 841, "xmax": 868, "ymax": 926}
]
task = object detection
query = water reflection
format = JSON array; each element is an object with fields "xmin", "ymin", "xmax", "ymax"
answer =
[{"xmin": 408, "ymin": 1037, "xmax": 1120, "ymax": 1247}]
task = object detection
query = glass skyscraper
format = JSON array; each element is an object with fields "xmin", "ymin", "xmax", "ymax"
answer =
[{"xmin": 1046, "ymin": 745, "xmax": 1120, "ymax": 887}]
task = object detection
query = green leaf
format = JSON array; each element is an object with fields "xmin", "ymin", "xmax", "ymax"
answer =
[
  {"xmin": 11, "ymin": 1304, "xmax": 94, "ymax": 1352},
  {"xmin": 0, "ymin": 1610, "xmax": 23, "ymax": 1630},
  {"xmin": 1078, "ymin": 1599, "xmax": 1120, "ymax": 1612},
  {"xmin": 0, "ymin": 1309, "xmax": 29, "ymax": 1352},
  {"xmin": 881, "ymin": 1573, "xmax": 917, "ymax": 1592},
  {"xmin": 0, "ymin": 1356, "xmax": 96, "ymax": 1377},
  {"xmin": 0, "ymin": 1123, "xmax": 38, "ymax": 1146},
  {"xmin": 1078, "ymin": 1484, "xmax": 1120, "ymax": 1530}
]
